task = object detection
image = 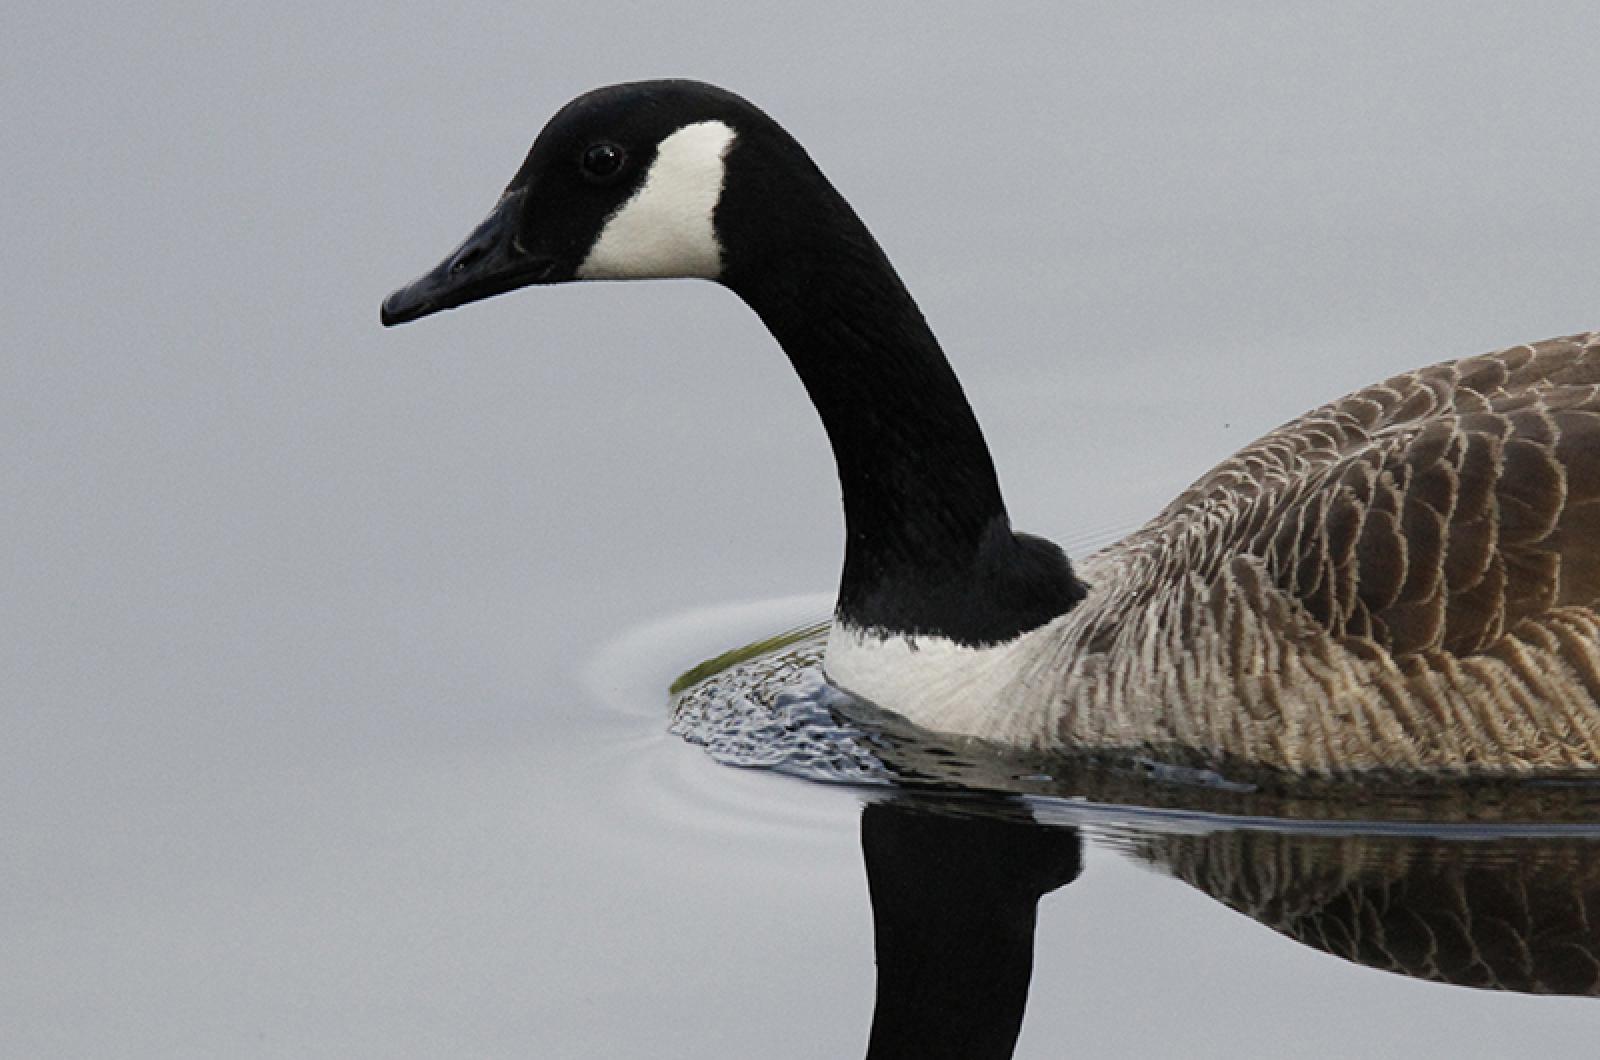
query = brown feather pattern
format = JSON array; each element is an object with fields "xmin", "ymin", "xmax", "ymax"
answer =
[{"xmin": 1044, "ymin": 332, "xmax": 1600, "ymax": 775}]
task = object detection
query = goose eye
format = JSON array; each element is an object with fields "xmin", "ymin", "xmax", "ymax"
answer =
[{"xmin": 580, "ymin": 143, "xmax": 625, "ymax": 181}]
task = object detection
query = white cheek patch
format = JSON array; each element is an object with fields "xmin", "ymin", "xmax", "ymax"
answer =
[{"xmin": 577, "ymin": 120, "xmax": 737, "ymax": 280}]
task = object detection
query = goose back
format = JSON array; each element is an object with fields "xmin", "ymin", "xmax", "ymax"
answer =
[{"xmin": 1049, "ymin": 332, "xmax": 1600, "ymax": 775}]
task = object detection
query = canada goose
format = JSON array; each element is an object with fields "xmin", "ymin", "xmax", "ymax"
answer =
[{"xmin": 382, "ymin": 80, "xmax": 1600, "ymax": 778}]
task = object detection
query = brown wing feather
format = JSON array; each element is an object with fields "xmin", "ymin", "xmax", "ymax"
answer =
[
  {"xmin": 1152, "ymin": 333, "xmax": 1600, "ymax": 660},
  {"xmin": 1053, "ymin": 333, "xmax": 1600, "ymax": 774}
]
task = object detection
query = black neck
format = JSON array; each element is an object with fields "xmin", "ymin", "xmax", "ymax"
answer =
[{"xmin": 719, "ymin": 153, "xmax": 1084, "ymax": 644}]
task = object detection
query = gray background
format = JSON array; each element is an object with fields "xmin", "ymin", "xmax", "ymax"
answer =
[{"xmin": 8, "ymin": 3, "xmax": 1599, "ymax": 1056}]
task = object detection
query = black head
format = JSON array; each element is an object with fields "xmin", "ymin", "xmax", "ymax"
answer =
[{"xmin": 381, "ymin": 80, "xmax": 780, "ymax": 326}]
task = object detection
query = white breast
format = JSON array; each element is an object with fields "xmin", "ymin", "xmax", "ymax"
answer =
[{"xmin": 823, "ymin": 619, "xmax": 1072, "ymax": 748}]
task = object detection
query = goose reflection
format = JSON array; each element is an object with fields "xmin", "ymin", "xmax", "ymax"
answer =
[{"xmin": 858, "ymin": 792, "xmax": 1600, "ymax": 1059}]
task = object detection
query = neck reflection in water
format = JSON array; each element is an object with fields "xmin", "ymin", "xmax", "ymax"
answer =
[{"xmin": 862, "ymin": 797, "xmax": 1082, "ymax": 1060}]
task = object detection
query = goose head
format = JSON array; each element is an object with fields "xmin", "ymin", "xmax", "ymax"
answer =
[
  {"xmin": 381, "ymin": 80, "xmax": 1086, "ymax": 738},
  {"xmin": 380, "ymin": 80, "xmax": 818, "ymax": 324}
]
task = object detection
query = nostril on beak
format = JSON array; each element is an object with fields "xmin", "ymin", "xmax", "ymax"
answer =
[{"xmin": 450, "ymin": 244, "xmax": 486, "ymax": 276}]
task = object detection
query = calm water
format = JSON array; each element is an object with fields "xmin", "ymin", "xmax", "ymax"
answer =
[{"xmin": 12, "ymin": 4, "xmax": 1600, "ymax": 1057}]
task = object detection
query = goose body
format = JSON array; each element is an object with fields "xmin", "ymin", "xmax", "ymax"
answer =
[{"xmin": 382, "ymin": 80, "xmax": 1600, "ymax": 778}]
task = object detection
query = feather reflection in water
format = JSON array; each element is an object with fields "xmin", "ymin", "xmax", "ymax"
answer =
[{"xmin": 1130, "ymin": 827, "xmax": 1600, "ymax": 995}]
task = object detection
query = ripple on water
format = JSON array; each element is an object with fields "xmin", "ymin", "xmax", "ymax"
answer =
[
  {"xmin": 668, "ymin": 620, "xmax": 1070, "ymax": 793},
  {"xmin": 669, "ymin": 627, "xmax": 897, "ymax": 784},
  {"xmin": 578, "ymin": 594, "xmax": 864, "ymax": 854}
]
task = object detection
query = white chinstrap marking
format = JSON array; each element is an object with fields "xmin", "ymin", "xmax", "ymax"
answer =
[
  {"xmin": 577, "ymin": 120, "xmax": 737, "ymax": 280},
  {"xmin": 823, "ymin": 618, "xmax": 1069, "ymax": 747}
]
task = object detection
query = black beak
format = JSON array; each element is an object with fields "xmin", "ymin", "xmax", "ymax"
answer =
[{"xmin": 380, "ymin": 190, "xmax": 554, "ymax": 326}]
